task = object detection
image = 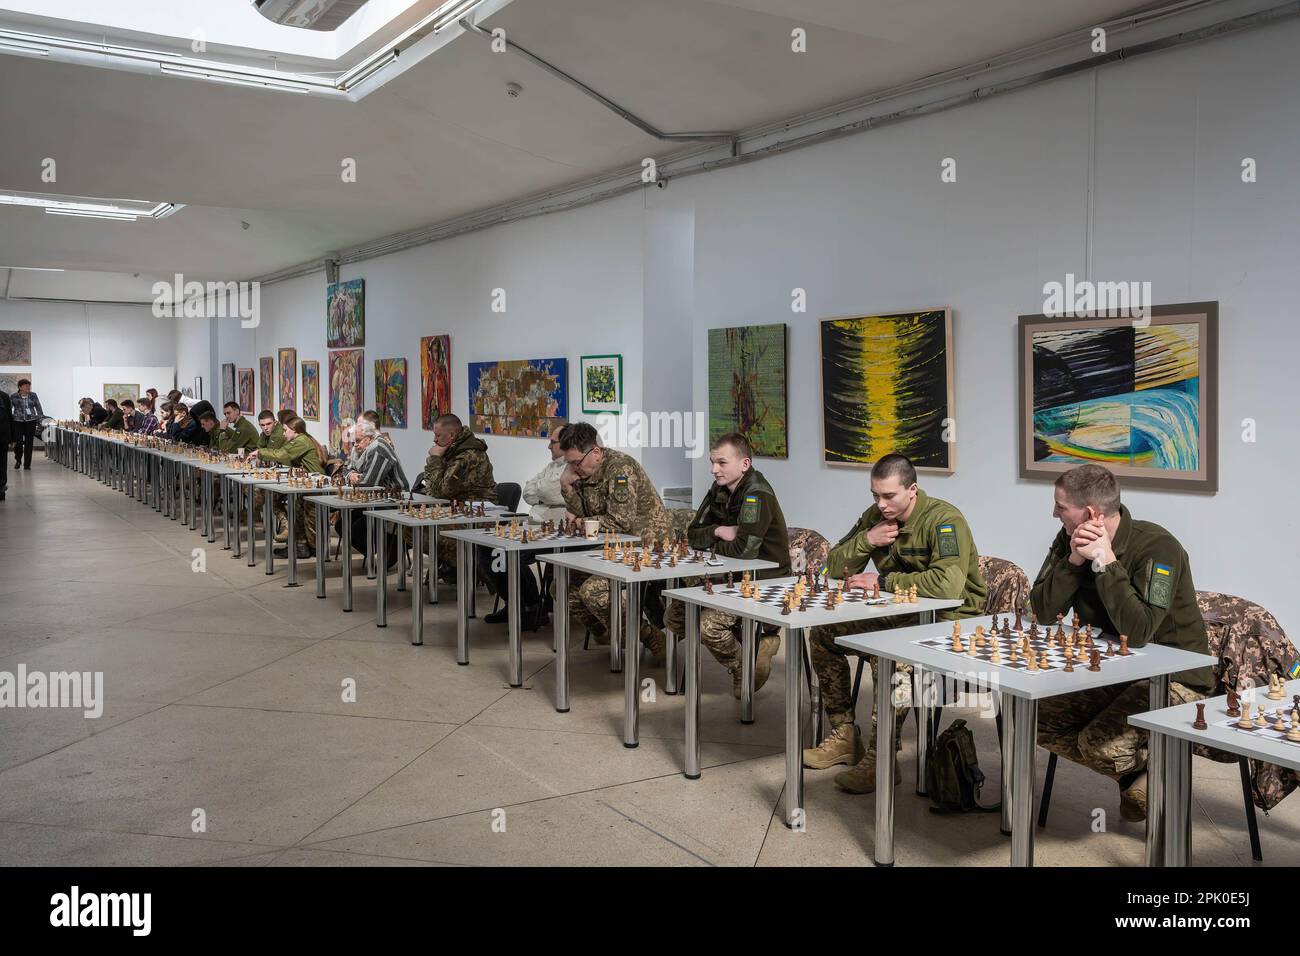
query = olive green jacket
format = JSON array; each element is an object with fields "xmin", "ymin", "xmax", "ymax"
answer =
[
  {"xmin": 214, "ymin": 416, "xmax": 259, "ymax": 453},
  {"xmin": 253, "ymin": 433, "xmax": 323, "ymax": 473},
  {"xmin": 1030, "ymin": 505, "xmax": 1212, "ymax": 691},
  {"xmin": 686, "ymin": 468, "xmax": 790, "ymax": 579},
  {"xmin": 825, "ymin": 490, "xmax": 986, "ymax": 619},
  {"xmin": 256, "ymin": 423, "xmax": 286, "ymax": 451}
]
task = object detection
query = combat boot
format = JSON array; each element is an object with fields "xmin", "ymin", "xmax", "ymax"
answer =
[
  {"xmin": 1120, "ymin": 771, "xmax": 1148, "ymax": 822},
  {"xmin": 753, "ymin": 633, "xmax": 781, "ymax": 693},
  {"xmin": 640, "ymin": 624, "xmax": 666, "ymax": 664},
  {"xmin": 727, "ymin": 663, "xmax": 742, "ymax": 700},
  {"xmin": 273, "ymin": 514, "xmax": 289, "ymax": 543},
  {"xmin": 803, "ymin": 722, "xmax": 865, "ymax": 770},
  {"xmin": 834, "ymin": 750, "xmax": 903, "ymax": 794}
]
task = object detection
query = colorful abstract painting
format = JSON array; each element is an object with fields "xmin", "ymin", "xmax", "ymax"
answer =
[
  {"xmin": 1019, "ymin": 303, "xmax": 1217, "ymax": 491},
  {"xmin": 329, "ymin": 349, "xmax": 364, "ymax": 451},
  {"xmin": 420, "ymin": 334, "xmax": 452, "ymax": 429},
  {"xmin": 0, "ymin": 330, "xmax": 31, "ymax": 364},
  {"xmin": 708, "ymin": 324, "xmax": 787, "ymax": 458},
  {"xmin": 238, "ymin": 368, "xmax": 255, "ymax": 414},
  {"xmin": 278, "ymin": 347, "xmax": 297, "ymax": 414},
  {"xmin": 259, "ymin": 357, "xmax": 273, "ymax": 413},
  {"xmin": 820, "ymin": 309, "xmax": 954, "ymax": 471},
  {"xmin": 326, "ymin": 278, "xmax": 365, "ymax": 348},
  {"xmin": 221, "ymin": 363, "xmax": 236, "ymax": 406},
  {"xmin": 580, "ymin": 354, "xmax": 623, "ymax": 414},
  {"xmin": 103, "ymin": 384, "xmax": 139, "ymax": 406},
  {"xmin": 468, "ymin": 358, "xmax": 567, "ymax": 438},
  {"xmin": 374, "ymin": 358, "xmax": 408, "ymax": 428},
  {"xmin": 301, "ymin": 360, "xmax": 320, "ymax": 421}
]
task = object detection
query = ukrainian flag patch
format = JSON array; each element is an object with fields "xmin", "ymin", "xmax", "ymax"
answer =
[
  {"xmin": 937, "ymin": 523, "xmax": 959, "ymax": 557},
  {"xmin": 740, "ymin": 494, "xmax": 760, "ymax": 524},
  {"xmin": 1288, "ymin": 661, "xmax": 1300, "ymax": 680},
  {"xmin": 1148, "ymin": 562, "xmax": 1173, "ymax": 608}
]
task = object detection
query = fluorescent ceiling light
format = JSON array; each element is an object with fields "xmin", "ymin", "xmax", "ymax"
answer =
[
  {"xmin": 431, "ymin": 0, "xmax": 485, "ymax": 33},
  {"xmin": 0, "ymin": 265, "xmax": 65, "ymax": 271},
  {"xmin": 45, "ymin": 208, "xmax": 137, "ymax": 221},
  {"xmin": 0, "ymin": 191, "xmax": 182, "ymax": 221},
  {"xmin": 159, "ymin": 62, "xmax": 317, "ymax": 93}
]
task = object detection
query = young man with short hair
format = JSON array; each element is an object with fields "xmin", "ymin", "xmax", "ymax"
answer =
[
  {"xmin": 248, "ymin": 416, "xmax": 323, "ymax": 557},
  {"xmin": 214, "ymin": 401, "xmax": 259, "ymax": 454},
  {"xmin": 256, "ymin": 411, "xmax": 286, "ymax": 451},
  {"xmin": 134, "ymin": 398, "xmax": 158, "ymax": 436},
  {"xmin": 100, "ymin": 400, "xmax": 124, "ymax": 431},
  {"xmin": 1030, "ymin": 463, "xmax": 1212, "ymax": 821}
]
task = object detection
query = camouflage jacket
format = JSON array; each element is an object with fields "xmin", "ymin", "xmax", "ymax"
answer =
[
  {"xmin": 423, "ymin": 428, "xmax": 497, "ymax": 501},
  {"xmin": 686, "ymin": 468, "xmax": 790, "ymax": 579},
  {"xmin": 254, "ymin": 433, "xmax": 324, "ymax": 473},
  {"xmin": 1030, "ymin": 505, "xmax": 1212, "ymax": 691},
  {"xmin": 562, "ymin": 448, "xmax": 669, "ymax": 540}
]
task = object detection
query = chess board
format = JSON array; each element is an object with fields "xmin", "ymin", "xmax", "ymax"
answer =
[
  {"xmin": 581, "ymin": 545, "xmax": 721, "ymax": 568},
  {"xmin": 913, "ymin": 623, "xmax": 1143, "ymax": 673},
  {"xmin": 713, "ymin": 582, "xmax": 892, "ymax": 609},
  {"xmin": 1217, "ymin": 713, "xmax": 1300, "ymax": 746}
]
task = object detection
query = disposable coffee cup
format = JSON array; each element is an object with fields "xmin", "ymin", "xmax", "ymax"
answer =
[{"xmin": 583, "ymin": 519, "xmax": 600, "ymax": 539}]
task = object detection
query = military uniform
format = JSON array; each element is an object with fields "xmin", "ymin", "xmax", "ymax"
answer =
[
  {"xmin": 254, "ymin": 434, "xmax": 325, "ymax": 550},
  {"xmin": 663, "ymin": 468, "xmax": 790, "ymax": 670},
  {"xmin": 422, "ymin": 428, "xmax": 497, "ymax": 569},
  {"xmin": 562, "ymin": 449, "xmax": 670, "ymax": 643},
  {"xmin": 810, "ymin": 490, "xmax": 986, "ymax": 751},
  {"xmin": 257, "ymin": 423, "xmax": 286, "ymax": 451},
  {"xmin": 1031, "ymin": 505, "xmax": 1212, "ymax": 779},
  {"xmin": 214, "ymin": 416, "xmax": 259, "ymax": 454}
]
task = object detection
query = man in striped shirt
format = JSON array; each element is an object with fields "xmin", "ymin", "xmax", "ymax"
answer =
[
  {"xmin": 133, "ymin": 397, "xmax": 159, "ymax": 436},
  {"xmin": 344, "ymin": 420, "xmax": 407, "ymax": 561}
]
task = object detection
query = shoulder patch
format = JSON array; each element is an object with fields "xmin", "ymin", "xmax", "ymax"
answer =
[
  {"xmin": 936, "ymin": 523, "xmax": 959, "ymax": 558},
  {"xmin": 740, "ymin": 494, "xmax": 760, "ymax": 524},
  {"xmin": 610, "ymin": 474, "xmax": 631, "ymax": 504},
  {"xmin": 1148, "ymin": 561, "xmax": 1173, "ymax": 608}
]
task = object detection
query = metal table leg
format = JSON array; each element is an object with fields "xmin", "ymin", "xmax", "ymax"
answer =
[
  {"xmin": 1146, "ymin": 674, "xmax": 1170, "ymax": 866},
  {"xmin": 429, "ymin": 527, "xmax": 440, "ymax": 605},
  {"xmin": 223, "ymin": 477, "xmax": 233, "ymax": 550},
  {"xmin": 1162, "ymin": 733, "xmax": 1192, "ymax": 867},
  {"xmin": 285, "ymin": 493, "xmax": 300, "ymax": 587},
  {"xmin": 507, "ymin": 549, "xmax": 523, "ymax": 687},
  {"xmin": 915, "ymin": 666, "xmax": 933, "ymax": 795},
  {"xmin": 204, "ymin": 472, "xmax": 215, "ymax": 542},
  {"xmin": 315, "ymin": 503, "xmax": 327, "ymax": 598},
  {"xmin": 342, "ymin": 507, "xmax": 354, "ymax": 611},
  {"xmin": 784, "ymin": 623, "xmax": 806, "ymax": 829},
  {"xmin": 396, "ymin": 524, "xmax": 407, "ymax": 592},
  {"xmin": 456, "ymin": 539, "xmax": 471, "ymax": 666},
  {"xmin": 264, "ymin": 490, "xmax": 275, "ymax": 575},
  {"xmin": 376, "ymin": 516, "xmax": 388, "ymax": 627},
  {"xmin": 663, "ymin": 577, "xmax": 680, "ymax": 694},
  {"xmin": 554, "ymin": 563, "xmax": 569, "ymax": 710},
  {"xmin": 684, "ymin": 602, "xmax": 702, "ymax": 778},
  {"xmin": 1010, "ymin": 695, "xmax": 1038, "ymax": 866},
  {"xmin": 740, "ymin": 617, "xmax": 756, "ymax": 724},
  {"xmin": 411, "ymin": 524, "xmax": 424, "ymax": 645},
  {"xmin": 623, "ymin": 580, "xmax": 641, "ymax": 747},
  {"xmin": 366, "ymin": 515, "xmax": 376, "ymax": 579},
  {"xmin": 1000, "ymin": 691, "xmax": 1015, "ymax": 836},
  {"xmin": 874, "ymin": 655, "xmax": 898, "ymax": 862},
  {"xmin": 609, "ymin": 582, "xmax": 623, "ymax": 673},
  {"xmin": 189, "ymin": 465, "xmax": 199, "ymax": 530}
]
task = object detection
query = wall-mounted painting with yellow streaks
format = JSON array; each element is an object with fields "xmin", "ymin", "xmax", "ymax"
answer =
[
  {"xmin": 820, "ymin": 309, "xmax": 954, "ymax": 472},
  {"xmin": 1018, "ymin": 302, "xmax": 1218, "ymax": 492}
]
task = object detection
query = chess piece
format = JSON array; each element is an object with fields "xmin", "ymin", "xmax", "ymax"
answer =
[
  {"xmin": 1192, "ymin": 702, "xmax": 1207, "ymax": 730},
  {"xmin": 990, "ymin": 642, "xmax": 1001, "ymax": 663},
  {"xmin": 1225, "ymin": 690, "xmax": 1240, "ymax": 718},
  {"xmin": 1088, "ymin": 649, "xmax": 1101, "ymax": 672},
  {"xmin": 1274, "ymin": 712, "xmax": 1287, "ymax": 732},
  {"xmin": 1063, "ymin": 655, "xmax": 1073, "ymax": 673},
  {"xmin": 703, "ymin": 578, "xmax": 714, "ymax": 595},
  {"xmin": 1237, "ymin": 702, "xmax": 1253, "ymax": 729},
  {"xmin": 1254, "ymin": 709, "xmax": 1268, "ymax": 728},
  {"xmin": 1117, "ymin": 635, "xmax": 1130, "ymax": 656},
  {"xmin": 1268, "ymin": 674, "xmax": 1285, "ymax": 700},
  {"xmin": 1038, "ymin": 651, "xmax": 1051, "ymax": 670},
  {"xmin": 1026, "ymin": 651, "xmax": 1037, "ymax": 672}
]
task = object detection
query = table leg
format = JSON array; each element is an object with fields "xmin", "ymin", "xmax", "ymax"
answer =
[
  {"xmin": 1162, "ymin": 733, "xmax": 1192, "ymax": 867},
  {"xmin": 684, "ymin": 602, "xmax": 701, "ymax": 779},
  {"xmin": 376, "ymin": 518, "xmax": 388, "ymax": 628},
  {"xmin": 914, "ymin": 666, "xmax": 932, "ymax": 795},
  {"xmin": 366, "ymin": 516, "xmax": 376, "ymax": 579},
  {"xmin": 429, "ymin": 527, "xmax": 440, "ymax": 605},
  {"xmin": 411, "ymin": 525, "xmax": 424, "ymax": 646},
  {"xmin": 205, "ymin": 473, "xmax": 215, "ymax": 543},
  {"xmin": 246, "ymin": 485, "xmax": 256, "ymax": 567},
  {"xmin": 315, "ymin": 504, "xmax": 327, "ymax": 599},
  {"xmin": 1146, "ymin": 674, "xmax": 1170, "ymax": 866},
  {"xmin": 1010, "ymin": 695, "xmax": 1038, "ymax": 867},
  {"xmin": 623, "ymin": 580, "xmax": 641, "ymax": 748},
  {"xmin": 396, "ymin": 524, "xmax": 407, "ymax": 592},
  {"xmin": 664, "ymin": 576, "xmax": 679, "ymax": 694},
  {"xmin": 468, "ymin": 543, "xmax": 477, "ymax": 619},
  {"xmin": 342, "ymin": 508, "xmax": 353, "ymax": 611},
  {"xmin": 264, "ymin": 491, "xmax": 275, "ymax": 576},
  {"xmin": 554, "ymin": 563, "xmax": 569, "ymax": 711},
  {"xmin": 740, "ymin": 617, "xmax": 755, "ymax": 724},
  {"xmin": 457, "ymin": 540, "xmax": 471, "ymax": 666},
  {"xmin": 784, "ymin": 623, "xmax": 805, "ymax": 829},
  {"xmin": 189, "ymin": 466, "xmax": 199, "ymax": 530},
  {"xmin": 874, "ymin": 655, "xmax": 897, "ymax": 862},
  {"xmin": 609, "ymin": 582, "xmax": 623, "ymax": 673},
  {"xmin": 1000, "ymin": 691, "xmax": 1015, "ymax": 836},
  {"xmin": 505, "ymin": 550, "xmax": 524, "ymax": 686}
]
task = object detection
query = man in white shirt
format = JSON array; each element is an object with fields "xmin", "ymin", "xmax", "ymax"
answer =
[{"xmin": 522, "ymin": 431, "xmax": 571, "ymax": 524}]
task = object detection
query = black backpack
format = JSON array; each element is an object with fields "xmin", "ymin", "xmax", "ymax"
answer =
[{"xmin": 926, "ymin": 719, "xmax": 998, "ymax": 814}]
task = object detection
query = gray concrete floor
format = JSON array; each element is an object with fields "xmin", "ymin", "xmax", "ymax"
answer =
[{"xmin": 2, "ymin": 457, "xmax": 1298, "ymax": 867}]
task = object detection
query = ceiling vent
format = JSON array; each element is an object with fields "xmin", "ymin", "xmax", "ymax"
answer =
[{"xmin": 252, "ymin": 0, "xmax": 370, "ymax": 32}]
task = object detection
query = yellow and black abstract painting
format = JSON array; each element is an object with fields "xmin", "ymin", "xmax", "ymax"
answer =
[{"xmin": 820, "ymin": 309, "xmax": 953, "ymax": 470}]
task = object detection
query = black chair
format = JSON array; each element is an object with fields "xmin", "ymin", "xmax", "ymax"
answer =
[{"xmin": 495, "ymin": 481, "xmax": 522, "ymax": 513}]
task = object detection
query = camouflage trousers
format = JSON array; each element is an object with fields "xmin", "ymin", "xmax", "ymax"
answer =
[
  {"xmin": 568, "ymin": 571, "xmax": 614, "ymax": 642},
  {"xmin": 1037, "ymin": 680, "xmax": 1204, "ymax": 779},
  {"xmin": 809, "ymin": 615, "xmax": 922, "ymax": 753},
  {"xmin": 273, "ymin": 496, "xmax": 319, "ymax": 549},
  {"xmin": 664, "ymin": 598, "xmax": 742, "ymax": 669}
]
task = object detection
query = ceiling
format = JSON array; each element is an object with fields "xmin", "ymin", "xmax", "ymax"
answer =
[{"xmin": 0, "ymin": 0, "xmax": 1170, "ymax": 288}]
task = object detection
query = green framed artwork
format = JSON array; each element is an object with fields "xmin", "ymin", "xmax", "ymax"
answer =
[
  {"xmin": 579, "ymin": 354, "xmax": 623, "ymax": 414},
  {"xmin": 820, "ymin": 309, "xmax": 954, "ymax": 472},
  {"xmin": 707, "ymin": 323, "xmax": 788, "ymax": 458},
  {"xmin": 1018, "ymin": 302, "xmax": 1218, "ymax": 492}
]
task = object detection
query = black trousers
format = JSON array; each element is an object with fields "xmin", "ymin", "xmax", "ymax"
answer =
[
  {"xmin": 13, "ymin": 420, "xmax": 37, "ymax": 468},
  {"xmin": 0, "ymin": 438, "xmax": 7, "ymax": 491},
  {"xmin": 476, "ymin": 548, "xmax": 541, "ymax": 608}
]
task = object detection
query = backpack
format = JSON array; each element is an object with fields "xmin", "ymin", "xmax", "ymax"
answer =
[{"xmin": 926, "ymin": 719, "xmax": 998, "ymax": 814}]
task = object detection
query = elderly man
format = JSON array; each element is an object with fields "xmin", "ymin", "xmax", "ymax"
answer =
[{"xmin": 339, "ymin": 419, "xmax": 407, "ymax": 563}]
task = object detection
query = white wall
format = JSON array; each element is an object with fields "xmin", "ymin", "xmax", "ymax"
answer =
[
  {"xmin": 678, "ymin": 20, "xmax": 1300, "ymax": 634},
  {"xmin": 0, "ymin": 299, "xmax": 176, "ymax": 418}
]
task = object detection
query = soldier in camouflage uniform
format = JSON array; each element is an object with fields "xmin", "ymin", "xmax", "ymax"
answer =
[
  {"xmin": 803, "ymin": 454, "xmax": 987, "ymax": 794},
  {"xmin": 249, "ymin": 411, "xmax": 288, "ymax": 533},
  {"xmin": 663, "ymin": 433, "xmax": 790, "ymax": 698},
  {"xmin": 212, "ymin": 401, "xmax": 259, "ymax": 454},
  {"xmin": 422, "ymin": 414, "xmax": 498, "ymax": 576},
  {"xmin": 559, "ymin": 422, "xmax": 671, "ymax": 660},
  {"xmin": 1031, "ymin": 464, "xmax": 1212, "ymax": 822},
  {"xmin": 249, "ymin": 415, "xmax": 324, "ymax": 557}
]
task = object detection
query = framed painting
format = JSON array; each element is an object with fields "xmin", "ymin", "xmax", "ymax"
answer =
[
  {"xmin": 0, "ymin": 329, "xmax": 31, "ymax": 364},
  {"xmin": 374, "ymin": 357, "xmax": 408, "ymax": 428},
  {"xmin": 1018, "ymin": 302, "xmax": 1218, "ymax": 492},
  {"xmin": 278, "ymin": 347, "xmax": 297, "ymax": 414},
  {"xmin": 326, "ymin": 278, "xmax": 365, "ymax": 348},
  {"xmin": 420, "ymin": 334, "xmax": 452, "ymax": 429},
  {"xmin": 328, "ymin": 349, "xmax": 364, "ymax": 451},
  {"xmin": 579, "ymin": 354, "xmax": 623, "ymax": 415},
  {"xmin": 103, "ymin": 383, "xmax": 139, "ymax": 406},
  {"xmin": 0, "ymin": 371, "xmax": 30, "ymax": 395},
  {"xmin": 820, "ymin": 309, "xmax": 954, "ymax": 472},
  {"xmin": 259, "ymin": 357, "xmax": 273, "ymax": 412},
  {"xmin": 221, "ymin": 363, "xmax": 236, "ymax": 406},
  {"xmin": 467, "ymin": 358, "xmax": 567, "ymax": 438},
  {"xmin": 301, "ymin": 360, "xmax": 320, "ymax": 421},
  {"xmin": 237, "ymin": 368, "xmax": 255, "ymax": 414},
  {"xmin": 707, "ymin": 324, "xmax": 788, "ymax": 458}
]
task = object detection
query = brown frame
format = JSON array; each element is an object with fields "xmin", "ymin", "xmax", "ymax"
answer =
[{"xmin": 1017, "ymin": 301, "xmax": 1218, "ymax": 493}]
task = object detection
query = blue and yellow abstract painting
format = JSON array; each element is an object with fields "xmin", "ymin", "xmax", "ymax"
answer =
[{"xmin": 468, "ymin": 358, "xmax": 567, "ymax": 438}]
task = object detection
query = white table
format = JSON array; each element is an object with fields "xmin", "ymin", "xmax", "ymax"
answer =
[
  {"xmin": 839, "ymin": 621, "xmax": 1218, "ymax": 867},
  {"xmin": 441, "ymin": 525, "xmax": 610, "ymax": 690},
  {"xmin": 225, "ymin": 471, "xmax": 288, "ymax": 567},
  {"xmin": 1130, "ymin": 677, "xmax": 1300, "ymax": 867},
  {"xmin": 663, "ymin": 577, "xmax": 959, "ymax": 827},
  {"xmin": 367, "ymin": 506, "xmax": 510, "ymax": 647}
]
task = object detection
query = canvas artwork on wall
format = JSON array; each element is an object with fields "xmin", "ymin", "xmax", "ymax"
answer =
[
  {"xmin": 326, "ymin": 278, "xmax": 365, "ymax": 348},
  {"xmin": 820, "ymin": 309, "xmax": 954, "ymax": 472},
  {"xmin": 419, "ymin": 334, "xmax": 452, "ymax": 429},
  {"xmin": 259, "ymin": 357, "xmax": 273, "ymax": 412},
  {"xmin": 1018, "ymin": 302, "xmax": 1218, "ymax": 492},
  {"xmin": 579, "ymin": 354, "xmax": 623, "ymax": 414},
  {"xmin": 0, "ymin": 372, "xmax": 31, "ymax": 395},
  {"xmin": 221, "ymin": 363, "xmax": 236, "ymax": 406},
  {"xmin": 329, "ymin": 349, "xmax": 364, "ymax": 451},
  {"xmin": 707, "ymin": 324, "xmax": 788, "ymax": 458},
  {"xmin": 301, "ymin": 360, "xmax": 320, "ymax": 421},
  {"xmin": 0, "ymin": 329, "xmax": 32, "ymax": 364},
  {"xmin": 374, "ymin": 357, "xmax": 408, "ymax": 428},
  {"xmin": 468, "ymin": 358, "xmax": 567, "ymax": 438},
  {"xmin": 237, "ymin": 368, "xmax": 255, "ymax": 414},
  {"xmin": 103, "ymin": 383, "xmax": 139, "ymax": 406},
  {"xmin": 278, "ymin": 347, "xmax": 297, "ymax": 414}
]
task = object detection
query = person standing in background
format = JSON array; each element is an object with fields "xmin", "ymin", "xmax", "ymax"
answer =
[
  {"xmin": 0, "ymin": 386, "xmax": 11, "ymax": 500},
  {"xmin": 10, "ymin": 378, "xmax": 43, "ymax": 470}
]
